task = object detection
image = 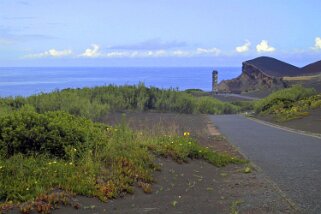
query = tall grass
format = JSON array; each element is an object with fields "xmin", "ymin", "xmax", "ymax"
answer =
[{"xmin": 1, "ymin": 84, "xmax": 239, "ymax": 120}]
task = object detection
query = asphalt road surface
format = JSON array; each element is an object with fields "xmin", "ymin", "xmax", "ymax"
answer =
[{"xmin": 210, "ymin": 114, "xmax": 321, "ymax": 214}]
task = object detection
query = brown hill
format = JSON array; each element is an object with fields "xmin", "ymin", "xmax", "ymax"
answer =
[
  {"xmin": 302, "ymin": 60, "xmax": 321, "ymax": 74},
  {"xmin": 217, "ymin": 57, "xmax": 321, "ymax": 94},
  {"xmin": 245, "ymin": 56, "xmax": 301, "ymax": 77}
]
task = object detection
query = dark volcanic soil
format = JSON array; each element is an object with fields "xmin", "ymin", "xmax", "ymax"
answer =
[{"xmin": 55, "ymin": 158, "xmax": 293, "ymax": 214}]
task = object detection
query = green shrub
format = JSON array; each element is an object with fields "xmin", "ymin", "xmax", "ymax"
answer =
[
  {"xmin": 0, "ymin": 106, "xmax": 107, "ymax": 158},
  {"xmin": 254, "ymin": 85, "xmax": 316, "ymax": 113},
  {"xmin": 254, "ymin": 86, "xmax": 320, "ymax": 122},
  {"xmin": 197, "ymin": 97, "xmax": 239, "ymax": 114}
]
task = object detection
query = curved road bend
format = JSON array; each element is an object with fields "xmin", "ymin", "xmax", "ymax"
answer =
[{"xmin": 210, "ymin": 114, "xmax": 321, "ymax": 214}]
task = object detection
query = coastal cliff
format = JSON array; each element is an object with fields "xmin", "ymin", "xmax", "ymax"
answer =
[{"xmin": 218, "ymin": 56, "xmax": 321, "ymax": 94}]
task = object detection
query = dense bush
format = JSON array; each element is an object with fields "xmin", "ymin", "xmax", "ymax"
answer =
[{"xmin": 0, "ymin": 106, "xmax": 107, "ymax": 158}]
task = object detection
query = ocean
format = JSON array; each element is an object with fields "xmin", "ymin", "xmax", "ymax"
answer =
[{"xmin": 0, "ymin": 67, "xmax": 241, "ymax": 97}]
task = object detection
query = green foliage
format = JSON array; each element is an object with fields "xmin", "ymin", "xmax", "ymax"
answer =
[
  {"xmin": 197, "ymin": 97, "xmax": 239, "ymax": 114},
  {"xmin": 0, "ymin": 154, "xmax": 97, "ymax": 202},
  {"xmin": 231, "ymin": 101, "xmax": 255, "ymax": 112},
  {"xmin": 0, "ymin": 106, "xmax": 107, "ymax": 158},
  {"xmin": 254, "ymin": 85, "xmax": 316, "ymax": 113},
  {"xmin": 0, "ymin": 84, "xmax": 239, "ymax": 121},
  {"xmin": 0, "ymin": 84, "xmax": 243, "ymax": 207},
  {"xmin": 0, "ymin": 109, "xmax": 243, "ymax": 204},
  {"xmin": 184, "ymin": 89, "xmax": 210, "ymax": 97},
  {"xmin": 144, "ymin": 135, "xmax": 243, "ymax": 167},
  {"xmin": 254, "ymin": 86, "xmax": 320, "ymax": 122}
]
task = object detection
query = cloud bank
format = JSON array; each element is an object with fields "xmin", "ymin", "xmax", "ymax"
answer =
[
  {"xmin": 100, "ymin": 48, "xmax": 220, "ymax": 58},
  {"xmin": 256, "ymin": 40, "xmax": 275, "ymax": 52},
  {"xmin": 25, "ymin": 49, "xmax": 72, "ymax": 58},
  {"xmin": 24, "ymin": 45, "xmax": 222, "ymax": 59}
]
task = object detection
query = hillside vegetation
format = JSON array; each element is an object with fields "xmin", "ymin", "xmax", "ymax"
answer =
[
  {"xmin": 254, "ymin": 86, "xmax": 321, "ymax": 122},
  {"xmin": 0, "ymin": 84, "xmax": 243, "ymax": 212},
  {"xmin": 0, "ymin": 84, "xmax": 239, "ymax": 120}
]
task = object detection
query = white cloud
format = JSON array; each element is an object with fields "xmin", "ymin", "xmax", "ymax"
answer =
[
  {"xmin": 81, "ymin": 44, "xmax": 100, "ymax": 57},
  {"xmin": 314, "ymin": 37, "xmax": 321, "ymax": 50},
  {"xmin": 172, "ymin": 50, "xmax": 191, "ymax": 57},
  {"xmin": 24, "ymin": 49, "xmax": 72, "ymax": 58},
  {"xmin": 196, "ymin": 48, "xmax": 221, "ymax": 56},
  {"xmin": 235, "ymin": 40, "xmax": 251, "ymax": 53},
  {"xmin": 256, "ymin": 40, "xmax": 275, "ymax": 52},
  {"xmin": 150, "ymin": 50, "xmax": 167, "ymax": 57},
  {"xmin": 102, "ymin": 50, "xmax": 167, "ymax": 58}
]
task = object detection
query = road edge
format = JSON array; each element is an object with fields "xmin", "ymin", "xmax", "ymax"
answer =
[
  {"xmin": 209, "ymin": 115, "xmax": 301, "ymax": 213},
  {"xmin": 246, "ymin": 115, "xmax": 321, "ymax": 140}
]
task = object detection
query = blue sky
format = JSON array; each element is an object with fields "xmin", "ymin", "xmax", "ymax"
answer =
[{"xmin": 0, "ymin": 0, "xmax": 320, "ymax": 67}]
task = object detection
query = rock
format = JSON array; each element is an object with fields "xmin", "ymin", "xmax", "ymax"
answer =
[{"xmin": 217, "ymin": 56, "xmax": 321, "ymax": 94}]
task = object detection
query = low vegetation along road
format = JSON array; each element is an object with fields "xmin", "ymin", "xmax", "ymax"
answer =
[{"xmin": 210, "ymin": 114, "xmax": 321, "ymax": 214}]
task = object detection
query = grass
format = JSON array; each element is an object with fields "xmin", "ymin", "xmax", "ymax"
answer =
[
  {"xmin": 254, "ymin": 85, "xmax": 320, "ymax": 122},
  {"xmin": 230, "ymin": 200, "xmax": 243, "ymax": 214},
  {"xmin": 0, "ymin": 107, "xmax": 243, "ymax": 213}
]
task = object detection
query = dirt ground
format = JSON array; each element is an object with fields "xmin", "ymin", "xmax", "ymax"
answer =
[
  {"xmin": 256, "ymin": 108, "xmax": 321, "ymax": 134},
  {"xmin": 68, "ymin": 112, "xmax": 292, "ymax": 214},
  {"xmin": 9, "ymin": 112, "xmax": 296, "ymax": 214},
  {"xmin": 101, "ymin": 112, "xmax": 242, "ymax": 158}
]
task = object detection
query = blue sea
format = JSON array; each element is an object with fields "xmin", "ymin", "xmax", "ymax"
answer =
[{"xmin": 0, "ymin": 67, "xmax": 241, "ymax": 97}]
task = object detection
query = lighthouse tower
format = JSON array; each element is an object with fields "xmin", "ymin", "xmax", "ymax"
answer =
[{"xmin": 212, "ymin": 70, "xmax": 218, "ymax": 94}]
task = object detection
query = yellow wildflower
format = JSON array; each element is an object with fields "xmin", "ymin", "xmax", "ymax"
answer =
[{"xmin": 184, "ymin": 132, "xmax": 190, "ymax": 136}]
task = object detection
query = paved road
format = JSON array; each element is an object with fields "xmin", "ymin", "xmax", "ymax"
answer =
[{"xmin": 210, "ymin": 114, "xmax": 321, "ymax": 214}]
